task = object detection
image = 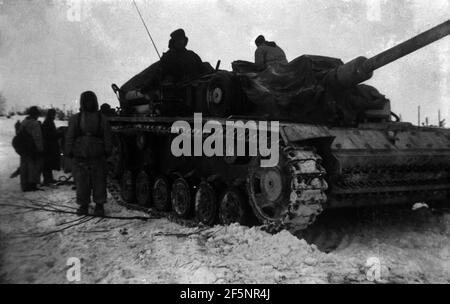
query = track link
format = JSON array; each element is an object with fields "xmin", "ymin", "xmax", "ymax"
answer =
[
  {"xmin": 285, "ymin": 147, "xmax": 328, "ymax": 231},
  {"xmin": 253, "ymin": 146, "xmax": 328, "ymax": 233}
]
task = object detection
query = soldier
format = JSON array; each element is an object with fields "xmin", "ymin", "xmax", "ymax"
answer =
[
  {"xmin": 100, "ymin": 103, "xmax": 115, "ymax": 116},
  {"xmin": 41, "ymin": 109, "xmax": 61, "ymax": 185},
  {"xmin": 160, "ymin": 29, "xmax": 205, "ymax": 82},
  {"xmin": 254, "ymin": 35, "xmax": 288, "ymax": 70},
  {"xmin": 10, "ymin": 120, "xmax": 23, "ymax": 179},
  {"xmin": 19, "ymin": 106, "xmax": 44, "ymax": 192},
  {"xmin": 65, "ymin": 91, "xmax": 112, "ymax": 216}
]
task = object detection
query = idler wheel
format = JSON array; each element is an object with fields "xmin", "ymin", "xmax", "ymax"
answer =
[
  {"xmin": 219, "ymin": 187, "xmax": 248, "ymax": 225},
  {"xmin": 171, "ymin": 178, "xmax": 193, "ymax": 218},
  {"xmin": 109, "ymin": 135, "xmax": 124, "ymax": 179},
  {"xmin": 121, "ymin": 170, "xmax": 135, "ymax": 204},
  {"xmin": 152, "ymin": 176, "xmax": 171, "ymax": 211},
  {"xmin": 195, "ymin": 182, "xmax": 218, "ymax": 226},
  {"xmin": 135, "ymin": 171, "xmax": 153, "ymax": 206}
]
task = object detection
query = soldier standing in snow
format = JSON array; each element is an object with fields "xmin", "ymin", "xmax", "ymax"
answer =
[
  {"xmin": 65, "ymin": 91, "xmax": 112, "ymax": 216},
  {"xmin": 19, "ymin": 106, "xmax": 44, "ymax": 192},
  {"xmin": 10, "ymin": 120, "xmax": 23, "ymax": 179},
  {"xmin": 41, "ymin": 109, "xmax": 61, "ymax": 185}
]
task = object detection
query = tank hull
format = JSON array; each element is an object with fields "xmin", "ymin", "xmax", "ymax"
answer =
[{"xmin": 107, "ymin": 115, "xmax": 450, "ymax": 230}]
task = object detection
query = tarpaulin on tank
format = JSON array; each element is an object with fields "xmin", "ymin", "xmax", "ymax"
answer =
[
  {"xmin": 120, "ymin": 61, "xmax": 162, "ymax": 94},
  {"xmin": 232, "ymin": 55, "xmax": 388, "ymax": 124},
  {"xmin": 120, "ymin": 61, "xmax": 215, "ymax": 95}
]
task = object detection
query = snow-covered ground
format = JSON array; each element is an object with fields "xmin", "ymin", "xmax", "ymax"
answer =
[{"xmin": 0, "ymin": 116, "xmax": 449, "ymax": 284}]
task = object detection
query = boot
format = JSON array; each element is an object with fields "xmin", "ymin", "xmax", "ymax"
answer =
[
  {"xmin": 76, "ymin": 205, "xmax": 89, "ymax": 216},
  {"xmin": 23, "ymin": 183, "xmax": 41, "ymax": 192},
  {"xmin": 21, "ymin": 183, "xmax": 30, "ymax": 192},
  {"xmin": 94, "ymin": 204, "xmax": 105, "ymax": 217},
  {"xmin": 42, "ymin": 171, "xmax": 57, "ymax": 186}
]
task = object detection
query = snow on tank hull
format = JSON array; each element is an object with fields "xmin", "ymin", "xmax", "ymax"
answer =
[
  {"xmin": 107, "ymin": 115, "xmax": 450, "ymax": 232},
  {"xmin": 283, "ymin": 122, "xmax": 450, "ymax": 208}
]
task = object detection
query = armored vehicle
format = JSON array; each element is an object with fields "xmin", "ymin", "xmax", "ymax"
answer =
[{"xmin": 107, "ymin": 20, "xmax": 450, "ymax": 231}]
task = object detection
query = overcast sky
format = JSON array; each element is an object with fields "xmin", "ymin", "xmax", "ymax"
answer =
[{"xmin": 0, "ymin": 0, "xmax": 449, "ymax": 124}]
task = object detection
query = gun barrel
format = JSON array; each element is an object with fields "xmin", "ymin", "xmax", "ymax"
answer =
[
  {"xmin": 364, "ymin": 19, "xmax": 450, "ymax": 72},
  {"xmin": 336, "ymin": 19, "xmax": 450, "ymax": 88}
]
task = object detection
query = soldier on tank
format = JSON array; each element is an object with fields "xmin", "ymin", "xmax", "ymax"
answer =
[
  {"xmin": 65, "ymin": 91, "xmax": 112, "ymax": 216},
  {"xmin": 254, "ymin": 35, "xmax": 288, "ymax": 70},
  {"xmin": 160, "ymin": 29, "xmax": 205, "ymax": 83}
]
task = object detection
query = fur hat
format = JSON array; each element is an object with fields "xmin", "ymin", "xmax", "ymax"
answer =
[
  {"xmin": 80, "ymin": 91, "xmax": 99, "ymax": 113},
  {"xmin": 27, "ymin": 106, "xmax": 41, "ymax": 118},
  {"xmin": 169, "ymin": 28, "xmax": 188, "ymax": 48},
  {"xmin": 255, "ymin": 35, "xmax": 266, "ymax": 45},
  {"xmin": 170, "ymin": 28, "xmax": 187, "ymax": 40}
]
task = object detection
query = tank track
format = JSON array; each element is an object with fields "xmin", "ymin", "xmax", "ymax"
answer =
[
  {"xmin": 106, "ymin": 142, "xmax": 328, "ymax": 233},
  {"xmin": 260, "ymin": 146, "xmax": 328, "ymax": 233}
]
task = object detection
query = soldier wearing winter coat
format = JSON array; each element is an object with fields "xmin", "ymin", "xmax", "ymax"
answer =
[
  {"xmin": 19, "ymin": 106, "xmax": 44, "ymax": 192},
  {"xmin": 65, "ymin": 91, "xmax": 112, "ymax": 216},
  {"xmin": 41, "ymin": 109, "xmax": 61, "ymax": 185},
  {"xmin": 254, "ymin": 35, "xmax": 288, "ymax": 70},
  {"xmin": 160, "ymin": 29, "xmax": 205, "ymax": 82}
]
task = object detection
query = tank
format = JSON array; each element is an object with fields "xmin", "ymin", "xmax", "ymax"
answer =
[{"xmin": 107, "ymin": 20, "xmax": 450, "ymax": 232}]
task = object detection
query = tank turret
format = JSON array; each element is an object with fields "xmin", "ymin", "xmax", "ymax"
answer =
[
  {"xmin": 336, "ymin": 19, "xmax": 450, "ymax": 88},
  {"xmin": 114, "ymin": 19, "xmax": 449, "ymax": 123}
]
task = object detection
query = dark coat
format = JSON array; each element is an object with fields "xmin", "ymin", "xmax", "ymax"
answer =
[
  {"xmin": 254, "ymin": 41, "xmax": 288, "ymax": 71},
  {"xmin": 19, "ymin": 117, "xmax": 44, "ymax": 185},
  {"xmin": 42, "ymin": 119, "xmax": 61, "ymax": 170},
  {"xmin": 160, "ymin": 48, "xmax": 204, "ymax": 82}
]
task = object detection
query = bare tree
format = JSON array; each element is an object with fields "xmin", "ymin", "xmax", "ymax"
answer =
[{"xmin": 0, "ymin": 92, "xmax": 7, "ymax": 115}]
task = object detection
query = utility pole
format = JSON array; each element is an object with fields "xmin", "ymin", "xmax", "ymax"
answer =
[{"xmin": 418, "ymin": 105, "xmax": 421, "ymax": 126}]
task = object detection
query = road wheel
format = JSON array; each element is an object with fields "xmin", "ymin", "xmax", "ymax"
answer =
[
  {"xmin": 195, "ymin": 182, "xmax": 218, "ymax": 226},
  {"xmin": 247, "ymin": 156, "xmax": 290, "ymax": 223},
  {"xmin": 152, "ymin": 176, "xmax": 171, "ymax": 211},
  {"xmin": 219, "ymin": 187, "xmax": 248, "ymax": 225},
  {"xmin": 206, "ymin": 71, "xmax": 240, "ymax": 116},
  {"xmin": 248, "ymin": 147, "xmax": 327, "ymax": 232},
  {"xmin": 121, "ymin": 170, "xmax": 135, "ymax": 204},
  {"xmin": 171, "ymin": 177, "xmax": 193, "ymax": 218},
  {"xmin": 136, "ymin": 133, "xmax": 147, "ymax": 151},
  {"xmin": 135, "ymin": 171, "xmax": 153, "ymax": 206}
]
